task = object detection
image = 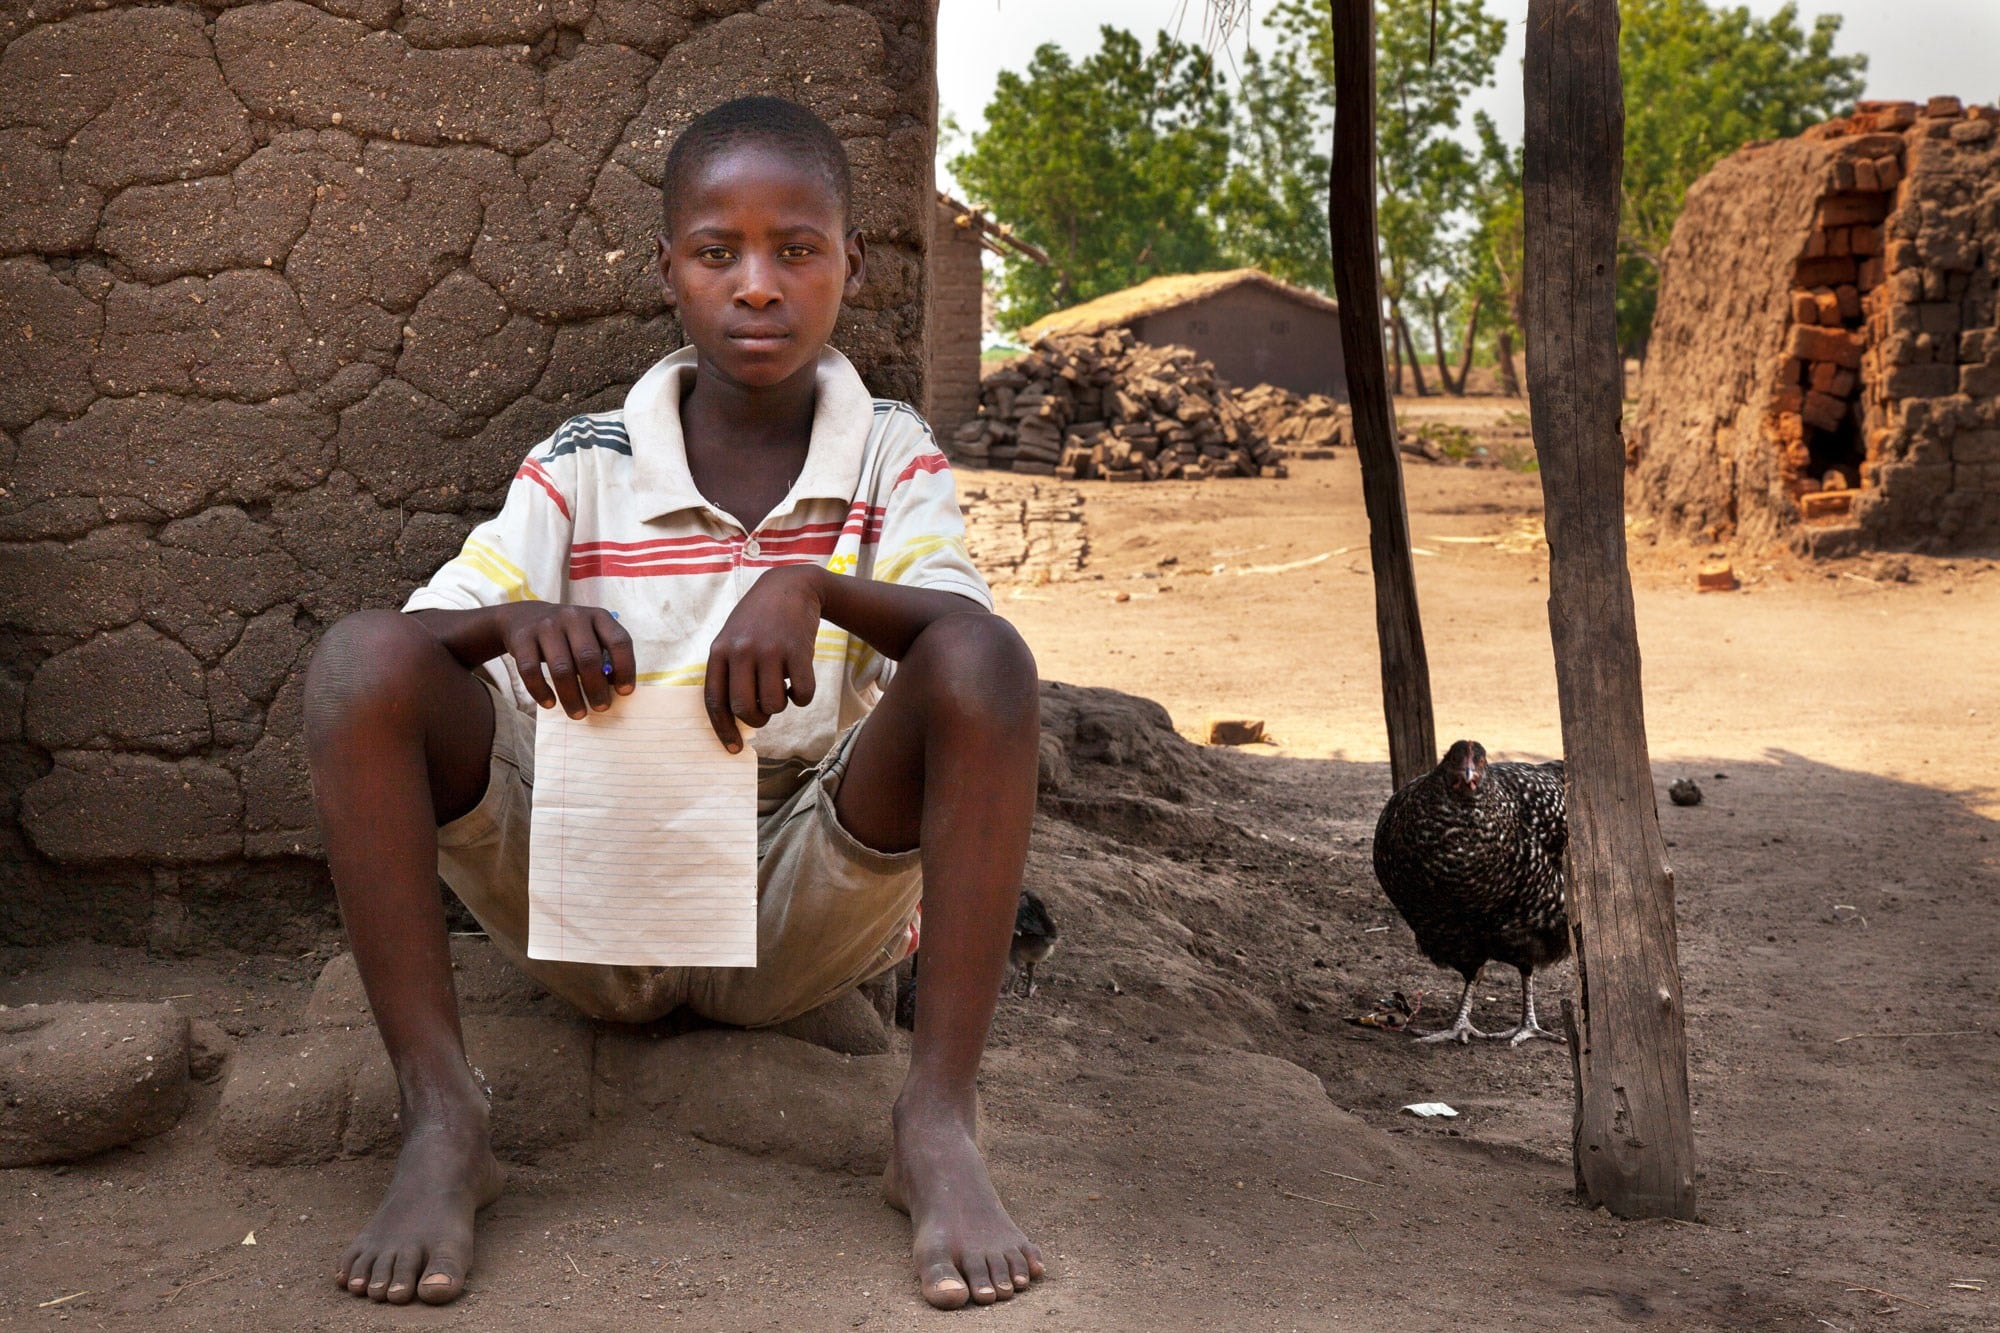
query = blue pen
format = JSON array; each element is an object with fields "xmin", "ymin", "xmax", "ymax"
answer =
[{"xmin": 603, "ymin": 610, "xmax": 619, "ymax": 675}]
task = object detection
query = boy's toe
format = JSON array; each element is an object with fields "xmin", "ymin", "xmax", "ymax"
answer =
[
  {"xmin": 384, "ymin": 1250, "xmax": 424, "ymax": 1304},
  {"xmin": 917, "ymin": 1253, "xmax": 971, "ymax": 1310},
  {"xmin": 365, "ymin": 1252, "xmax": 397, "ymax": 1301},
  {"xmin": 1005, "ymin": 1248, "xmax": 1033, "ymax": 1291},
  {"xmin": 418, "ymin": 1252, "xmax": 469, "ymax": 1305},
  {"xmin": 963, "ymin": 1255, "xmax": 1000, "ymax": 1304}
]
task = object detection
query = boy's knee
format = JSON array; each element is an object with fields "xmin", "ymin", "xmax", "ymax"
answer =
[
  {"xmin": 304, "ymin": 610, "xmax": 444, "ymax": 741},
  {"xmin": 901, "ymin": 612, "xmax": 1038, "ymax": 727}
]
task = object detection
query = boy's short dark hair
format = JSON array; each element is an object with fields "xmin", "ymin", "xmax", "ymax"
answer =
[{"xmin": 661, "ymin": 95, "xmax": 853, "ymax": 235}]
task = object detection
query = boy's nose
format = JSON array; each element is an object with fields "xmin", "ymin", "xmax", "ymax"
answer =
[{"xmin": 734, "ymin": 258, "xmax": 783, "ymax": 307}]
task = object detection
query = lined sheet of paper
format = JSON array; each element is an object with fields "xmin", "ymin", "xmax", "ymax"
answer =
[{"xmin": 527, "ymin": 686, "xmax": 758, "ymax": 967}]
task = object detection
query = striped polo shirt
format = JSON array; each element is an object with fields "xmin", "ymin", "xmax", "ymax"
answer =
[{"xmin": 404, "ymin": 345, "xmax": 992, "ymax": 776}]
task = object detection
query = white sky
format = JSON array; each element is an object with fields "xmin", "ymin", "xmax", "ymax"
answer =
[{"xmin": 937, "ymin": 1, "xmax": 2000, "ymax": 190}]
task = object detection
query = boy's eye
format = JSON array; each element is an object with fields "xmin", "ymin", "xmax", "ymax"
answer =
[
  {"xmin": 780, "ymin": 244, "xmax": 815, "ymax": 259},
  {"xmin": 697, "ymin": 246, "xmax": 733, "ymax": 262}
]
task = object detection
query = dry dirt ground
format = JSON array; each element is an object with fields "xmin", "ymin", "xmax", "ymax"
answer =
[{"xmin": 5, "ymin": 398, "xmax": 1998, "ymax": 1331}]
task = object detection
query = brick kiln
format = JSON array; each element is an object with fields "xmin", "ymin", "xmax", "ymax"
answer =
[{"xmin": 1631, "ymin": 98, "xmax": 2000, "ymax": 553}]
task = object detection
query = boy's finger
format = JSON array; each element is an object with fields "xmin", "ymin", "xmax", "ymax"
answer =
[
  {"xmin": 510, "ymin": 641, "xmax": 559, "ymax": 709},
  {"xmin": 729, "ymin": 652, "xmax": 770, "ymax": 729},
  {"xmin": 786, "ymin": 647, "xmax": 816, "ymax": 707},
  {"xmin": 538, "ymin": 625, "xmax": 588, "ymax": 719},
  {"xmin": 600, "ymin": 614, "xmax": 637, "ymax": 694},
  {"xmin": 564, "ymin": 618, "xmax": 611, "ymax": 712},
  {"xmin": 755, "ymin": 656, "xmax": 789, "ymax": 721},
  {"xmin": 704, "ymin": 655, "xmax": 744, "ymax": 752}
]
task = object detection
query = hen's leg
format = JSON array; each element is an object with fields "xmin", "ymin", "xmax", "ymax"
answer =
[
  {"xmin": 1487, "ymin": 968, "xmax": 1565, "ymax": 1046},
  {"xmin": 1414, "ymin": 971, "xmax": 1490, "ymax": 1044}
]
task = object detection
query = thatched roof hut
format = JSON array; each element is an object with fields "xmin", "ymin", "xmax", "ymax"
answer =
[{"xmin": 1022, "ymin": 269, "xmax": 1345, "ymax": 399}]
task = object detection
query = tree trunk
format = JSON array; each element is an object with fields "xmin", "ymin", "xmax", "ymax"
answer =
[
  {"xmin": 1327, "ymin": 0, "xmax": 1436, "ymax": 792},
  {"xmin": 1494, "ymin": 325, "xmax": 1521, "ymax": 396},
  {"xmin": 1523, "ymin": 0, "xmax": 1697, "ymax": 1220},
  {"xmin": 1386, "ymin": 307, "xmax": 1403, "ymax": 395},
  {"xmin": 1454, "ymin": 292, "xmax": 1484, "ymax": 395},
  {"xmin": 1395, "ymin": 309, "xmax": 1430, "ymax": 397},
  {"xmin": 1427, "ymin": 298, "xmax": 1459, "ymax": 395}
]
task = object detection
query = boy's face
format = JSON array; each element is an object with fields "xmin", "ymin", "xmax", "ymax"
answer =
[{"xmin": 656, "ymin": 144, "xmax": 865, "ymax": 392}]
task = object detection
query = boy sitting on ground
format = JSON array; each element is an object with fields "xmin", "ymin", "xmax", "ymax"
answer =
[{"xmin": 303, "ymin": 95, "xmax": 1044, "ymax": 1312}]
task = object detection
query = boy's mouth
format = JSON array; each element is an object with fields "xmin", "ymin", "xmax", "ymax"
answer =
[{"xmin": 728, "ymin": 325, "xmax": 792, "ymax": 348}]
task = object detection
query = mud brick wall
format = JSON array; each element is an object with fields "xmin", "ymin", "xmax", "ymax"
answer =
[
  {"xmin": 1632, "ymin": 98, "xmax": 2000, "ymax": 553},
  {"xmin": 925, "ymin": 196, "xmax": 985, "ymax": 436},
  {"xmin": 0, "ymin": 0, "xmax": 937, "ymax": 948}
]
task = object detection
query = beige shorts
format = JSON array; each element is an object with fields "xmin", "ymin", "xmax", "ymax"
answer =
[{"xmin": 437, "ymin": 681, "xmax": 922, "ymax": 1028}]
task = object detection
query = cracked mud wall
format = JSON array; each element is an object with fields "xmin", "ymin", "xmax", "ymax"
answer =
[{"xmin": 0, "ymin": 0, "xmax": 938, "ymax": 947}]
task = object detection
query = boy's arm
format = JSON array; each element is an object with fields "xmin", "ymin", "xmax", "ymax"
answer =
[
  {"xmin": 702, "ymin": 566, "xmax": 981, "ymax": 752},
  {"xmin": 811, "ymin": 566, "xmax": 986, "ymax": 660}
]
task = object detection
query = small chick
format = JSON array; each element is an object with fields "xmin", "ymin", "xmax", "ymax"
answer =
[
  {"xmin": 892, "ymin": 889, "xmax": 1061, "ymax": 1029},
  {"xmin": 1668, "ymin": 777, "xmax": 1703, "ymax": 806},
  {"xmin": 1010, "ymin": 890, "xmax": 1059, "ymax": 997}
]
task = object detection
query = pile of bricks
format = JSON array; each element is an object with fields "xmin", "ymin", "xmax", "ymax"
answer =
[
  {"xmin": 1230, "ymin": 382, "xmax": 1350, "ymax": 457},
  {"xmin": 948, "ymin": 330, "xmax": 1294, "ymax": 481},
  {"xmin": 959, "ymin": 483, "xmax": 1088, "ymax": 583}
]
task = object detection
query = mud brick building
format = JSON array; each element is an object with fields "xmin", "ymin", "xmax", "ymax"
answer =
[
  {"xmin": 1021, "ymin": 269, "xmax": 1347, "ymax": 401},
  {"xmin": 925, "ymin": 192, "xmax": 987, "ymax": 437},
  {"xmin": 0, "ymin": 0, "xmax": 939, "ymax": 946},
  {"xmin": 1632, "ymin": 99, "xmax": 2000, "ymax": 553}
]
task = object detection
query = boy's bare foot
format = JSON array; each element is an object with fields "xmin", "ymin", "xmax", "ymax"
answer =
[
  {"xmin": 335, "ymin": 1100, "xmax": 504, "ymax": 1306},
  {"xmin": 883, "ymin": 1094, "xmax": 1044, "ymax": 1309}
]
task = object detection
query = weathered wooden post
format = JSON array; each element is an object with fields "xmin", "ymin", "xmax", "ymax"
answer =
[
  {"xmin": 1327, "ymin": 0, "xmax": 1437, "ymax": 791},
  {"xmin": 1522, "ymin": 0, "xmax": 1697, "ymax": 1218}
]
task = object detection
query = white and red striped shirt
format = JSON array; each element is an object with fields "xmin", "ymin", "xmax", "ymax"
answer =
[{"xmin": 405, "ymin": 346, "xmax": 992, "ymax": 774}]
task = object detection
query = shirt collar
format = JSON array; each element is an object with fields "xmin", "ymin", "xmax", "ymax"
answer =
[{"xmin": 623, "ymin": 344, "xmax": 876, "ymax": 525}]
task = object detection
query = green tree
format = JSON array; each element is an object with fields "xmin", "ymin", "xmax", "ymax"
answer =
[
  {"xmin": 1266, "ymin": 0, "xmax": 1507, "ymax": 394},
  {"xmin": 950, "ymin": 27, "xmax": 1233, "ymax": 328},
  {"xmin": 1619, "ymin": 0, "xmax": 1866, "ymax": 352},
  {"xmin": 1464, "ymin": 111, "xmax": 1524, "ymax": 394},
  {"xmin": 1214, "ymin": 45, "xmax": 1331, "ymax": 291}
]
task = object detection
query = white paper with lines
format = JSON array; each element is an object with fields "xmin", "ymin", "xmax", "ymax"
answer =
[{"xmin": 527, "ymin": 686, "xmax": 758, "ymax": 967}]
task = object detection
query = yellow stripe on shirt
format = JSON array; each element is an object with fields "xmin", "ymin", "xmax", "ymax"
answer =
[
  {"xmin": 455, "ymin": 538, "xmax": 538, "ymax": 603},
  {"xmin": 875, "ymin": 534, "xmax": 972, "ymax": 587}
]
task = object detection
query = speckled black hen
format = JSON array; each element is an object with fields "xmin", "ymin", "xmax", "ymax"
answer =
[{"xmin": 1372, "ymin": 740, "xmax": 1569, "ymax": 1046}]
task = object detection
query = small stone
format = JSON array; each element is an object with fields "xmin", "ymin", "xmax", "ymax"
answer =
[
  {"xmin": 1204, "ymin": 717, "xmax": 1266, "ymax": 746},
  {"xmin": 1696, "ymin": 561, "xmax": 1737, "ymax": 593}
]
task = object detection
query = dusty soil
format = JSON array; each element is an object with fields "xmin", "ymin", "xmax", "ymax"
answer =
[{"xmin": 5, "ymin": 397, "xmax": 1998, "ymax": 1331}]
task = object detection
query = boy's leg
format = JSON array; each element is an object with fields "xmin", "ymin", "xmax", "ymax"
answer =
[
  {"xmin": 832, "ymin": 612, "xmax": 1046, "ymax": 1309},
  {"xmin": 303, "ymin": 610, "xmax": 504, "ymax": 1306}
]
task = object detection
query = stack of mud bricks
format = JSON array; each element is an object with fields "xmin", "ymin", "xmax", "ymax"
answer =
[
  {"xmin": 949, "ymin": 328, "xmax": 1295, "ymax": 481},
  {"xmin": 1771, "ymin": 97, "xmax": 2000, "ymax": 543},
  {"xmin": 0, "ymin": 0, "xmax": 938, "ymax": 949}
]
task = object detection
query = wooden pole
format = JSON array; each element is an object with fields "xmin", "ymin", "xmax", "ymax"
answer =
[
  {"xmin": 1327, "ymin": 0, "xmax": 1436, "ymax": 791},
  {"xmin": 1522, "ymin": 0, "xmax": 1696, "ymax": 1219}
]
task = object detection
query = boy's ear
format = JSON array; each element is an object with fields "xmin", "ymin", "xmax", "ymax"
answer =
[
  {"xmin": 654, "ymin": 232, "xmax": 677, "ymax": 307},
  {"xmin": 843, "ymin": 228, "xmax": 866, "ymax": 301}
]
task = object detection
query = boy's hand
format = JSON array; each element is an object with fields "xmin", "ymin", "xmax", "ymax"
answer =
[
  {"xmin": 705, "ymin": 565, "xmax": 823, "ymax": 753},
  {"xmin": 497, "ymin": 602, "xmax": 635, "ymax": 719}
]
